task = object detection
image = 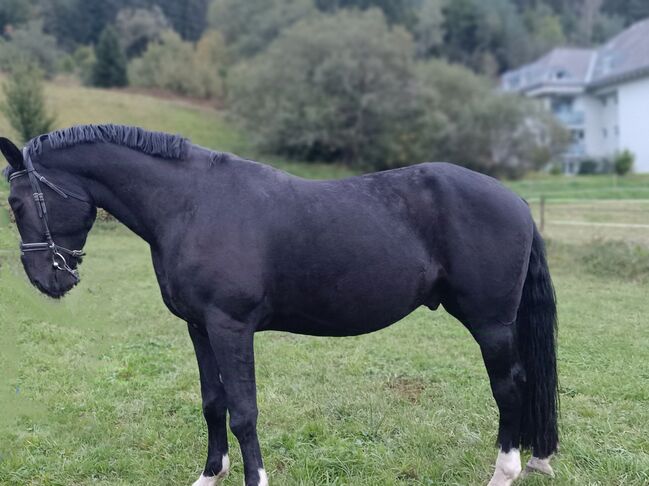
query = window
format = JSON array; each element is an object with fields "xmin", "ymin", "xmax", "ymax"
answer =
[
  {"xmin": 571, "ymin": 129, "xmax": 584, "ymax": 142},
  {"xmin": 551, "ymin": 96, "xmax": 573, "ymax": 114}
]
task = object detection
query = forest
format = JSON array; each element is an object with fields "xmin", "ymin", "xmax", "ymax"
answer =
[{"xmin": 1, "ymin": 0, "xmax": 646, "ymax": 174}]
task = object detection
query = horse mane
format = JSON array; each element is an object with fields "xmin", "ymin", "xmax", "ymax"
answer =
[{"xmin": 27, "ymin": 124, "xmax": 190, "ymax": 160}]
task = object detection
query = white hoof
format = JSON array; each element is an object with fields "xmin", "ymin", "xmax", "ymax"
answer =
[
  {"xmin": 193, "ymin": 474, "xmax": 217, "ymax": 486},
  {"xmin": 193, "ymin": 454, "xmax": 230, "ymax": 486},
  {"xmin": 523, "ymin": 456, "xmax": 555, "ymax": 478},
  {"xmin": 487, "ymin": 449, "xmax": 522, "ymax": 486}
]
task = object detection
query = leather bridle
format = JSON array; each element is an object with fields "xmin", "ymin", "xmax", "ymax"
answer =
[{"xmin": 8, "ymin": 149, "xmax": 91, "ymax": 281}]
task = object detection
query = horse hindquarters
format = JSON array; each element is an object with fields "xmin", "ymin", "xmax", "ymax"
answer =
[{"xmin": 473, "ymin": 226, "xmax": 558, "ymax": 486}]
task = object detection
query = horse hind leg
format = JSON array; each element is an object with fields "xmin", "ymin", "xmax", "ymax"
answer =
[{"xmin": 473, "ymin": 325, "xmax": 525, "ymax": 486}]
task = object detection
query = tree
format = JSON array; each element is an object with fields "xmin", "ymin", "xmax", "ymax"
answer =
[
  {"xmin": 1, "ymin": 63, "xmax": 56, "ymax": 143},
  {"xmin": 129, "ymin": 30, "xmax": 225, "ymax": 99},
  {"xmin": 209, "ymin": 0, "xmax": 316, "ymax": 58},
  {"xmin": 602, "ymin": 0, "xmax": 649, "ymax": 26},
  {"xmin": 228, "ymin": 9, "xmax": 425, "ymax": 168},
  {"xmin": 116, "ymin": 6, "xmax": 170, "ymax": 58},
  {"xmin": 314, "ymin": 0, "xmax": 422, "ymax": 28},
  {"xmin": 0, "ymin": 0, "xmax": 31, "ymax": 32},
  {"xmin": 92, "ymin": 26, "xmax": 128, "ymax": 88},
  {"xmin": 40, "ymin": 0, "xmax": 126, "ymax": 49},
  {"xmin": 154, "ymin": 0, "xmax": 211, "ymax": 41},
  {"xmin": 416, "ymin": 60, "xmax": 569, "ymax": 178},
  {"xmin": 413, "ymin": 0, "xmax": 445, "ymax": 57},
  {"xmin": 441, "ymin": 0, "xmax": 529, "ymax": 74},
  {"xmin": 0, "ymin": 21, "xmax": 63, "ymax": 77},
  {"xmin": 523, "ymin": 4, "xmax": 566, "ymax": 58}
]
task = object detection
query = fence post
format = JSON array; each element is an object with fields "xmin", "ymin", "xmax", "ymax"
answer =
[{"xmin": 539, "ymin": 195, "xmax": 545, "ymax": 233}]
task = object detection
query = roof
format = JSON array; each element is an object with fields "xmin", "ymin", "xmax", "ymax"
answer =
[
  {"xmin": 589, "ymin": 18, "xmax": 649, "ymax": 87},
  {"xmin": 502, "ymin": 18, "xmax": 649, "ymax": 93}
]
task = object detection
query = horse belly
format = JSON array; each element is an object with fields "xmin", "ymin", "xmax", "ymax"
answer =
[{"xmin": 267, "ymin": 258, "xmax": 434, "ymax": 336}]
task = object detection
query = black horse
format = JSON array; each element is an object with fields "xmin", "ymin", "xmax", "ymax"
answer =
[{"xmin": 1, "ymin": 125, "xmax": 558, "ymax": 486}]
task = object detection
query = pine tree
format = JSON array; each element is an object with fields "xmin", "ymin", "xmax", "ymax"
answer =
[
  {"xmin": 1, "ymin": 63, "xmax": 56, "ymax": 143},
  {"xmin": 92, "ymin": 26, "xmax": 128, "ymax": 88}
]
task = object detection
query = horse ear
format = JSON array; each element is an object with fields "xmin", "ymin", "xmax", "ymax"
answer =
[{"xmin": 0, "ymin": 137, "xmax": 24, "ymax": 170}]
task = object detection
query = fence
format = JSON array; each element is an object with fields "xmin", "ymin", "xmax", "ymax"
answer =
[{"xmin": 527, "ymin": 191, "xmax": 649, "ymax": 245}]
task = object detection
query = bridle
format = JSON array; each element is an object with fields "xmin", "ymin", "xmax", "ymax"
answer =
[{"xmin": 8, "ymin": 148, "xmax": 91, "ymax": 281}]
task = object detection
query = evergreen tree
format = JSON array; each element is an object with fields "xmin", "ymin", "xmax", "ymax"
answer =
[
  {"xmin": 155, "ymin": 0, "xmax": 210, "ymax": 41},
  {"xmin": 92, "ymin": 26, "xmax": 128, "ymax": 88},
  {"xmin": 1, "ymin": 63, "xmax": 56, "ymax": 143},
  {"xmin": 602, "ymin": 0, "xmax": 649, "ymax": 26}
]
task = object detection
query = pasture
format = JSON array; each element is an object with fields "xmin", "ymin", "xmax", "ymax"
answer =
[{"xmin": 1, "ymin": 82, "xmax": 648, "ymax": 485}]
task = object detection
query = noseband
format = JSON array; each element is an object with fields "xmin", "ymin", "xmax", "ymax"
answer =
[{"xmin": 8, "ymin": 149, "xmax": 91, "ymax": 282}]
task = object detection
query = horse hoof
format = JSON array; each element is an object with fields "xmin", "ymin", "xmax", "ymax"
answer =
[
  {"xmin": 523, "ymin": 457, "xmax": 555, "ymax": 478},
  {"xmin": 193, "ymin": 454, "xmax": 230, "ymax": 485},
  {"xmin": 193, "ymin": 474, "xmax": 218, "ymax": 486}
]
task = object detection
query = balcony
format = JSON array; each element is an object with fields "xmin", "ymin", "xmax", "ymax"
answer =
[
  {"xmin": 554, "ymin": 110, "xmax": 585, "ymax": 127},
  {"xmin": 564, "ymin": 142, "xmax": 586, "ymax": 158}
]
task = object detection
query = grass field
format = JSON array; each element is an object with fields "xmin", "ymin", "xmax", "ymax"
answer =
[{"xmin": 1, "ymin": 82, "xmax": 648, "ymax": 485}]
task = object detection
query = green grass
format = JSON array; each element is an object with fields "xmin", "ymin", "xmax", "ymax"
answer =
[
  {"xmin": 1, "ymin": 220, "xmax": 648, "ymax": 485},
  {"xmin": 508, "ymin": 173, "xmax": 649, "ymax": 201},
  {"xmin": 1, "ymin": 82, "xmax": 648, "ymax": 485},
  {"xmin": 0, "ymin": 78, "xmax": 356, "ymax": 181}
]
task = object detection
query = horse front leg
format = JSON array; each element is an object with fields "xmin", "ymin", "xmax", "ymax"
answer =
[
  {"xmin": 205, "ymin": 310, "xmax": 267, "ymax": 486},
  {"xmin": 188, "ymin": 323, "xmax": 230, "ymax": 486}
]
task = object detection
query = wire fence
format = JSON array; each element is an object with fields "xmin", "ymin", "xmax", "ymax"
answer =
[{"xmin": 527, "ymin": 191, "xmax": 649, "ymax": 245}]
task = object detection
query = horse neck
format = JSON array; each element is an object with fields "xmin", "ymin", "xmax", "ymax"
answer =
[{"xmin": 46, "ymin": 143, "xmax": 196, "ymax": 245}]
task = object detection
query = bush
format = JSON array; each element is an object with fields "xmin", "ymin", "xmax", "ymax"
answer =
[
  {"xmin": 578, "ymin": 159, "xmax": 599, "ymax": 175},
  {"xmin": 209, "ymin": 0, "xmax": 316, "ymax": 58},
  {"xmin": 228, "ymin": 13, "xmax": 568, "ymax": 175},
  {"xmin": 115, "ymin": 6, "xmax": 170, "ymax": 58},
  {"xmin": 0, "ymin": 21, "xmax": 63, "ymax": 77},
  {"xmin": 415, "ymin": 59, "xmax": 569, "ymax": 178},
  {"xmin": 129, "ymin": 30, "xmax": 225, "ymax": 99},
  {"xmin": 229, "ymin": 10, "xmax": 426, "ymax": 168},
  {"xmin": 92, "ymin": 26, "xmax": 128, "ymax": 88},
  {"xmin": 72, "ymin": 46, "xmax": 97, "ymax": 86},
  {"xmin": 579, "ymin": 239, "xmax": 649, "ymax": 283},
  {"xmin": 614, "ymin": 150, "xmax": 634, "ymax": 175},
  {"xmin": 0, "ymin": 0, "xmax": 30, "ymax": 31},
  {"xmin": 1, "ymin": 63, "xmax": 56, "ymax": 143}
]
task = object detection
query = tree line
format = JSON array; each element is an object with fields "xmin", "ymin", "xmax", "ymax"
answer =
[{"xmin": 1, "ymin": 0, "xmax": 645, "ymax": 176}]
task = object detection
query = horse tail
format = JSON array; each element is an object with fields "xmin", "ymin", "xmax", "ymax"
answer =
[{"xmin": 517, "ymin": 225, "xmax": 559, "ymax": 458}]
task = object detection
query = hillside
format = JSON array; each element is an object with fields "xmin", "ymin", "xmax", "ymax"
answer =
[{"xmin": 0, "ymin": 78, "xmax": 356, "ymax": 181}]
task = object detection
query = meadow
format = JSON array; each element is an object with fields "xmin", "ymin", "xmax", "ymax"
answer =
[{"xmin": 1, "ymin": 81, "xmax": 648, "ymax": 485}]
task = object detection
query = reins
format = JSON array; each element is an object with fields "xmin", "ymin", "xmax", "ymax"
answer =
[{"xmin": 8, "ymin": 149, "xmax": 91, "ymax": 281}]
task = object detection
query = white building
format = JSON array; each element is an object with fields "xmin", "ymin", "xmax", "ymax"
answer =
[{"xmin": 502, "ymin": 19, "xmax": 649, "ymax": 174}]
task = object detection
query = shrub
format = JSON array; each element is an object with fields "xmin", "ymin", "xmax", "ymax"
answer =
[
  {"xmin": 0, "ymin": 21, "xmax": 63, "ymax": 77},
  {"xmin": 614, "ymin": 149, "xmax": 634, "ymax": 175},
  {"xmin": 115, "ymin": 6, "xmax": 170, "ymax": 58},
  {"xmin": 72, "ymin": 46, "xmax": 97, "ymax": 86},
  {"xmin": 228, "ymin": 14, "xmax": 567, "ymax": 175},
  {"xmin": 579, "ymin": 239, "xmax": 649, "ymax": 283},
  {"xmin": 1, "ymin": 63, "xmax": 56, "ymax": 143},
  {"xmin": 415, "ymin": 59, "xmax": 569, "ymax": 178},
  {"xmin": 228, "ymin": 10, "xmax": 426, "ymax": 168},
  {"xmin": 128, "ymin": 30, "xmax": 226, "ymax": 100},
  {"xmin": 0, "ymin": 0, "xmax": 30, "ymax": 31},
  {"xmin": 578, "ymin": 159, "xmax": 599, "ymax": 175},
  {"xmin": 209, "ymin": 0, "xmax": 316, "ymax": 58},
  {"xmin": 92, "ymin": 26, "xmax": 128, "ymax": 88}
]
